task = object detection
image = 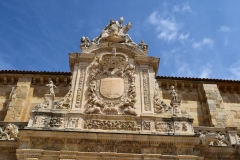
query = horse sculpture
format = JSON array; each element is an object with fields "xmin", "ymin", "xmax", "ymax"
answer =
[{"xmin": 92, "ymin": 22, "xmax": 133, "ymax": 44}]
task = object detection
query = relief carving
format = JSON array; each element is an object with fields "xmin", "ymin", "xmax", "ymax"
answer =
[
  {"xmin": 53, "ymin": 90, "xmax": 72, "ymax": 109},
  {"xmin": 84, "ymin": 119, "xmax": 139, "ymax": 131},
  {"xmin": 68, "ymin": 118, "xmax": 80, "ymax": 128},
  {"xmin": 36, "ymin": 97, "xmax": 51, "ymax": 109},
  {"xmin": 154, "ymin": 81, "xmax": 172, "ymax": 114},
  {"xmin": 177, "ymin": 148, "xmax": 193, "ymax": 155},
  {"xmin": 33, "ymin": 116, "xmax": 48, "ymax": 127},
  {"xmin": 142, "ymin": 69, "xmax": 150, "ymax": 111},
  {"xmin": 143, "ymin": 121, "xmax": 151, "ymax": 130},
  {"xmin": 0, "ymin": 123, "xmax": 19, "ymax": 140},
  {"xmin": 155, "ymin": 122, "xmax": 173, "ymax": 132},
  {"xmin": 117, "ymin": 146, "xmax": 141, "ymax": 154},
  {"xmin": 199, "ymin": 132, "xmax": 229, "ymax": 146},
  {"xmin": 50, "ymin": 117, "xmax": 64, "ymax": 127},
  {"xmin": 84, "ymin": 51, "xmax": 137, "ymax": 115},
  {"xmin": 75, "ymin": 67, "xmax": 86, "ymax": 108}
]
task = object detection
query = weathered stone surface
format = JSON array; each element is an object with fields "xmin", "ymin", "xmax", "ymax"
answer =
[{"xmin": 1, "ymin": 17, "xmax": 240, "ymax": 159}]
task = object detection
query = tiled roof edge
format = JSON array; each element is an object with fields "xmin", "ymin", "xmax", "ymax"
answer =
[
  {"xmin": 156, "ymin": 76, "xmax": 240, "ymax": 82},
  {"xmin": 1, "ymin": 70, "xmax": 239, "ymax": 82},
  {"xmin": 0, "ymin": 70, "xmax": 71, "ymax": 75}
]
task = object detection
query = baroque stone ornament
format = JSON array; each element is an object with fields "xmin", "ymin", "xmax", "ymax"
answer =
[
  {"xmin": 84, "ymin": 120, "xmax": 139, "ymax": 131},
  {"xmin": 84, "ymin": 50, "xmax": 137, "ymax": 115},
  {"xmin": 154, "ymin": 81, "xmax": 172, "ymax": 114},
  {"xmin": 75, "ymin": 67, "xmax": 86, "ymax": 108},
  {"xmin": 46, "ymin": 81, "xmax": 57, "ymax": 96},
  {"xmin": 53, "ymin": 90, "xmax": 72, "ymax": 109},
  {"xmin": 138, "ymin": 40, "xmax": 148, "ymax": 53},
  {"xmin": 155, "ymin": 122, "xmax": 173, "ymax": 132},
  {"xmin": 0, "ymin": 123, "xmax": 19, "ymax": 140},
  {"xmin": 142, "ymin": 69, "xmax": 151, "ymax": 111},
  {"xmin": 199, "ymin": 131, "xmax": 229, "ymax": 146},
  {"xmin": 92, "ymin": 17, "xmax": 133, "ymax": 44}
]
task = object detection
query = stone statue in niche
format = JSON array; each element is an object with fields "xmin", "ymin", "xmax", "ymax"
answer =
[
  {"xmin": 92, "ymin": 17, "xmax": 133, "ymax": 44},
  {"xmin": 46, "ymin": 81, "xmax": 57, "ymax": 96},
  {"xmin": 84, "ymin": 51, "xmax": 137, "ymax": 115}
]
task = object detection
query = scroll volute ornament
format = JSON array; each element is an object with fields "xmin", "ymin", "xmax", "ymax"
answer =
[{"xmin": 85, "ymin": 50, "xmax": 137, "ymax": 116}]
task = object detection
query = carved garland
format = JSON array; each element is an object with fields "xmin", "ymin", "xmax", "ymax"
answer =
[
  {"xmin": 85, "ymin": 52, "xmax": 137, "ymax": 115},
  {"xmin": 84, "ymin": 119, "xmax": 139, "ymax": 131},
  {"xmin": 141, "ymin": 69, "xmax": 150, "ymax": 111},
  {"xmin": 75, "ymin": 67, "xmax": 86, "ymax": 108},
  {"xmin": 153, "ymin": 81, "xmax": 172, "ymax": 114}
]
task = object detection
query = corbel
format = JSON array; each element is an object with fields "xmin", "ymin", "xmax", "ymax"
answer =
[
  {"xmin": 158, "ymin": 81, "xmax": 162, "ymax": 87},
  {"xmin": 40, "ymin": 77, "xmax": 44, "ymax": 85},
  {"xmin": 64, "ymin": 77, "xmax": 68, "ymax": 86},
  {"xmin": 223, "ymin": 85, "xmax": 227, "ymax": 93},
  {"xmin": 166, "ymin": 82, "xmax": 169, "ymax": 90},
  {"xmin": 174, "ymin": 81, "xmax": 177, "ymax": 89},
  {"xmin": 230, "ymin": 86, "xmax": 234, "ymax": 93},
  {"xmin": 32, "ymin": 77, "xmax": 36, "ymax": 85},
  {"xmin": 189, "ymin": 83, "xmax": 193, "ymax": 91},
  {"xmin": 56, "ymin": 77, "xmax": 59, "ymax": 86},
  {"xmin": 3, "ymin": 77, "xmax": 7, "ymax": 85},
  {"xmin": 181, "ymin": 82, "xmax": 185, "ymax": 91},
  {"xmin": 11, "ymin": 77, "xmax": 15, "ymax": 85}
]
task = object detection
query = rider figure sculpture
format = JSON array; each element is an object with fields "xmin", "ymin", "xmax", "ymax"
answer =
[{"xmin": 92, "ymin": 17, "xmax": 125, "ymax": 44}]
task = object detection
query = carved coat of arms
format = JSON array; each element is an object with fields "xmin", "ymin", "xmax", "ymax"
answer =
[{"xmin": 85, "ymin": 50, "xmax": 137, "ymax": 115}]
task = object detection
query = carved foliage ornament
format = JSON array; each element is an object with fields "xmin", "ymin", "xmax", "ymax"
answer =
[
  {"xmin": 84, "ymin": 119, "xmax": 139, "ymax": 131},
  {"xmin": 75, "ymin": 67, "xmax": 86, "ymax": 108},
  {"xmin": 85, "ymin": 51, "xmax": 137, "ymax": 115},
  {"xmin": 153, "ymin": 81, "xmax": 172, "ymax": 114},
  {"xmin": 0, "ymin": 123, "xmax": 19, "ymax": 140}
]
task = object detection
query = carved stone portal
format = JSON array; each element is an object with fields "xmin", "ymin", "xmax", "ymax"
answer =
[{"xmin": 84, "ymin": 51, "xmax": 137, "ymax": 116}]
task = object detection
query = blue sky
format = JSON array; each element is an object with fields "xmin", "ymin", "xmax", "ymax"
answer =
[{"xmin": 1, "ymin": 0, "xmax": 240, "ymax": 80}]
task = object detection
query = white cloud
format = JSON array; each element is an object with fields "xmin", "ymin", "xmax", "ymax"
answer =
[
  {"xmin": 179, "ymin": 33, "xmax": 189, "ymax": 40},
  {"xmin": 199, "ymin": 64, "xmax": 212, "ymax": 78},
  {"xmin": 173, "ymin": 3, "xmax": 193, "ymax": 13},
  {"xmin": 229, "ymin": 61, "xmax": 240, "ymax": 79},
  {"xmin": 182, "ymin": 3, "xmax": 193, "ymax": 13},
  {"xmin": 218, "ymin": 26, "xmax": 231, "ymax": 32},
  {"xmin": 192, "ymin": 38, "xmax": 213, "ymax": 49},
  {"xmin": 147, "ymin": 11, "xmax": 188, "ymax": 42},
  {"xmin": 173, "ymin": 5, "xmax": 179, "ymax": 12}
]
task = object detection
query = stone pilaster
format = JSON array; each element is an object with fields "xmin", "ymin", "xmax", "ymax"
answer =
[
  {"xmin": 4, "ymin": 77, "xmax": 32, "ymax": 122},
  {"xmin": 202, "ymin": 84, "xmax": 227, "ymax": 127}
]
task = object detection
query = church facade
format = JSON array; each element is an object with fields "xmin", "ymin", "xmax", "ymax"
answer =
[{"xmin": 1, "ymin": 17, "xmax": 240, "ymax": 160}]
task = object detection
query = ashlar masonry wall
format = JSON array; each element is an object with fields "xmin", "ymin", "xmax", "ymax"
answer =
[
  {"xmin": 0, "ymin": 72, "xmax": 71, "ymax": 122},
  {"xmin": 157, "ymin": 77, "xmax": 240, "ymax": 128}
]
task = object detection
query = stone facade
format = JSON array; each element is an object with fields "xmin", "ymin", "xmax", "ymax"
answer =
[{"xmin": 1, "ymin": 17, "xmax": 240, "ymax": 159}]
